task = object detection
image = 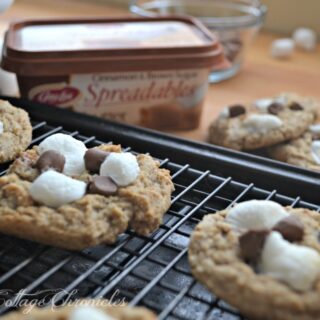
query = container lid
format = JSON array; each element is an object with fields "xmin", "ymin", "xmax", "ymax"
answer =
[{"xmin": 2, "ymin": 16, "xmax": 225, "ymax": 76}]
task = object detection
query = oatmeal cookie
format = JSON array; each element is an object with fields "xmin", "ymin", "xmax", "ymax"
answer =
[
  {"xmin": 0, "ymin": 100, "xmax": 32, "ymax": 162},
  {"xmin": 268, "ymin": 125, "xmax": 320, "ymax": 172},
  {"xmin": 208, "ymin": 93, "xmax": 318, "ymax": 150},
  {"xmin": 0, "ymin": 142, "xmax": 173, "ymax": 250},
  {"xmin": 1, "ymin": 300, "xmax": 156, "ymax": 320},
  {"xmin": 189, "ymin": 201, "xmax": 320, "ymax": 320}
]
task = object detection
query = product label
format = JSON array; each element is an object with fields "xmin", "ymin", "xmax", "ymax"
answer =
[{"xmin": 28, "ymin": 69, "xmax": 209, "ymax": 129}]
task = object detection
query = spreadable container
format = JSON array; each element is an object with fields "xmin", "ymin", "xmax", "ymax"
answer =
[{"xmin": 1, "ymin": 17, "xmax": 227, "ymax": 130}]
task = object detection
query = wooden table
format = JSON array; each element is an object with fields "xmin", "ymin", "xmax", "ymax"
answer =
[{"xmin": 2, "ymin": 0, "xmax": 320, "ymax": 142}]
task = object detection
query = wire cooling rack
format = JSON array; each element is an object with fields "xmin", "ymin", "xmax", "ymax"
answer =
[{"xmin": 0, "ymin": 98, "xmax": 319, "ymax": 320}]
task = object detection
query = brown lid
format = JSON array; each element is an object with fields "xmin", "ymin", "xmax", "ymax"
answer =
[{"xmin": 1, "ymin": 16, "xmax": 225, "ymax": 76}]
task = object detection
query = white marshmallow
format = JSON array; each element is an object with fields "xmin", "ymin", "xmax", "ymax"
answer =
[
  {"xmin": 70, "ymin": 306, "xmax": 115, "ymax": 320},
  {"xmin": 219, "ymin": 107, "xmax": 230, "ymax": 119},
  {"xmin": 100, "ymin": 152, "xmax": 140, "ymax": 187},
  {"xmin": 309, "ymin": 124, "xmax": 320, "ymax": 135},
  {"xmin": 260, "ymin": 232, "xmax": 320, "ymax": 291},
  {"xmin": 311, "ymin": 140, "xmax": 320, "ymax": 164},
  {"xmin": 226, "ymin": 200, "xmax": 289, "ymax": 232},
  {"xmin": 39, "ymin": 133, "xmax": 87, "ymax": 176},
  {"xmin": 253, "ymin": 98, "xmax": 273, "ymax": 112},
  {"xmin": 0, "ymin": 121, "xmax": 3, "ymax": 134},
  {"xmin": 30, "ymin": 170, "xmax": 86, "ymax": 208},
  {"xmin": 243, "ymin": 114, "xmax": 283, "ymax": 132},
  {"xmin": 271, "ymin": 39, "xmax": 295, "ymax": 58},
  {"xmin": 293, "ymin": 28, "xmax": 317, "ymax": 51}
]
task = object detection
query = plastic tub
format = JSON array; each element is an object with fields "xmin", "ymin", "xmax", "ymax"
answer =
[{"xmin": 1, "ymin": 16, "xmax": 227, "ymax": 130}]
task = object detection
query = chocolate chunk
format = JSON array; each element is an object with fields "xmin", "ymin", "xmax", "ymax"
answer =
[
  {"xmin": 273, "ymin": 216, "xmax": 304, "ymax": 242},
  {"xmin": 87, "ymin": 175, "xmax": 118, "ymax": 196},
  {"xmin": 268, "ymin": 102, "xmax": 284, "ymax": 115},
  {"xmin": 239, "ymin": 229, "xmax": 270, "ymax": 263},
  {"xmin": 84, "ymin": 148, "xmax": 109, "ymax": 173},
  {"xmin": 289, "ymin": 102, "xmax": 304, "ymax": 111},
  {"xmin": 228, "ymin": 105, "xmax": 246, "ymax": 118},
  {"xmin": 36, "ymin": 150, "xmax": 65, "ymax": 173}
]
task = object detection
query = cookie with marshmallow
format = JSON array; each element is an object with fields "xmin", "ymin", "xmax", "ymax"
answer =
[
  {"xmin": 1, "ymin": 135, "xmax": 174, "ymax": 250},
  {"xmin": 189, "ymin": 200, "xmax": 320, "ymax": 320},
  {"xmin": 208, "ymin": 92, "xmax": 317, "ymax": 150},
  {"xmin": 0, "ymin": 99, "xmax": 32, "ymax": 163},
  {"xmin": 0, "ymin": 299, "xmax": 156, "ymax": 320},
  {"xmin": 268, "ymin": 122, "xmax": 320, "ymax": 172}
]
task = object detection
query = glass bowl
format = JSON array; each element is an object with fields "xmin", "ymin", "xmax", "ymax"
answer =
[{"xmin": 130, "ymin": 0, "xmax": 267, "ymax": 82}]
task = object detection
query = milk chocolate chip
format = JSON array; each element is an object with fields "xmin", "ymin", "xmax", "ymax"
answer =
[
  {"xmin": 268, "ymin": 102, "xmax": 284, "ymax": 115},
  {"xmin": 36, "ymin": 150, "xmax": 65, "ymax": 173},
  {"xmin": 239, "ymin": 229, "xmax": 270, "ymax": 263},
  {"xmin": 229, "ymin": 105, "xmax": 246, "ymax": 118},
  {"xmin": 84, "ymin": 148, "xmax": 110, "ymax": 173},
  {"xmin": 87, "ymin": 176, "xmax": 118, "ymax": 196},
  {"xmin": 273, "ymin": 216, "xmax": 304, "ymax": 242},
  {"xmin": 289, "ymin": 102, "xmax": 304, "ymax": 111}
]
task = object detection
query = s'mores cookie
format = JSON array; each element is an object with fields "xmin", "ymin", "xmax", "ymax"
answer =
[{"xmin": 189, "ymin": 200, "xmax": 320, "ymax": 320}]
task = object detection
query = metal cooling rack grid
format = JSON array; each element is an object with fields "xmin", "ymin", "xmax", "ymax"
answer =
[{"xmin": 0, "ymin": 119, "xmax": 318, "ymax": 320}]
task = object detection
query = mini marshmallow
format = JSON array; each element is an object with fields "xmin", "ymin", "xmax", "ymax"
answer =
[
  {"xmin": 260, "ymin": 231, "xmax": 320, "ymax": 291},
  {"xmin": 100, "ymin": 152, "xmax": 140, "ymax": 187},
  {"xmin": 39, "ymin": 133, "xmax": 87, "ymax": 176},
  {"xmin": 69, "ymin": 306, "xmax": 115, "ymax": 320},
  {"xmin": 30, "ymin": 170, "xmax": 86, "ymax": 208},
  {"xmin": 226, "ymin": 200, "xmax": 289, "ymax": 232},
  {"xmin": 219, "ymin": 107, "xmax": 230, "ymax": 119},
  {"xmin": 271, "ymin": 38, "xmax": 295, "ymax": 59},
  {"xmin": 311, "ymin": 140, "xmax": 320, "ymax": 164},
  {"xmin": 254, "ymin": 98, "xmax": 273, "ymax": 112},
  {"xmin": 0, "ymin": 121, "xmax": 3, "ymax": 134},
  {"xmin": 309, "ymin": 124, "xmax": 320, "ymax": 135},
  {"xmin": 293, "ymin": 28, "xmax": 317, "ymax": 51},
  {"xmin": 243, "ymin": 114, "xmax": 283, "ymax": 132}
]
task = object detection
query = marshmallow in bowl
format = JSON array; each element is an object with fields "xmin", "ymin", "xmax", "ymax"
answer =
[
  {"xmin": 70, "ymin": 306, "xmax": 115, "ymax": 320},
  {"xmin": 0, "ymin": 121, "xmax": 3, "ymax": 134},
  {"xmin": 100, "ymin": 152, "xmax": 140, "ymax": 187},
  {"xmin": 253, "ymin": 98, "xmax": 273, "ymax": 112},
  {"xmin": 226, "ymin": 200, "xmax": 289, "ymax": 232},
  {"xmin": 30, "ymin": 170, "xmax": 86, "ymax": 208},
  {"xmin": 260, "ymin": 231, "xmax": 320, "ymax": 291},
  {"xmin": 243, "ymin": 114, "xmax": 283, "ymax": 132},
  {"xmin": 39, "ymin": 133, "xmax": 87, "ymax": 176}
]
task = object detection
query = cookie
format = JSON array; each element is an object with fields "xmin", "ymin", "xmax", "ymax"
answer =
[
  {"xmin": 208, "ymin": 93, "xmax": 318, "ymax": 150},
  {"xmin": 189, "ymin": 200, "xmax": 320, "ymax": 320},
  {"xmin": 268, "ymin": 124, "xmax": 320, "ymax": 171},
  {"xmin": 0, "ymin": 300, "xmax": 156, "ymax": 320},
  {"xmin": 0, "ymin": 134, "xmax": 174, "ymax": 250},
  {"xmin": 0, "ymin": 100, "xmax": 32, "ymax": 162}
]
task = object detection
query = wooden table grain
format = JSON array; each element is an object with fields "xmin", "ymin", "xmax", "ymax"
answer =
[{"xmin": 2, "ymin": 0, "xmax": 320, "ymax": 142}]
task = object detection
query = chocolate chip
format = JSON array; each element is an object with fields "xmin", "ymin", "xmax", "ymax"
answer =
[
  {"xmin": 84, "ymin": 149, "xmax": 109, "ymax": 173},
  {"xmin": 36, "ymin": 150, "xmax": 65, "ymax": 173},
  {"xmin": 239, "ymin": 229, "xmax": 270, "ymax": 263},
  {"xmin": 289, "ymin": 102, "xmax": 304, "ymax": 111},
  {"xmin": 268, "ymin": 102, "xmax": 284, "ymax": 115},
  {"xmin": 312, "ymin": 133, "xmax": 320, "ymax": 141},
  {"xmin": 87, "ymin": 176, "xmax": 117, "ymax": 196},
  {"xmin": 228, "ymin": 105, "xmax": 246, "ymax": 118},
  {"xmin": 273, "ymin": 216, "xmax": 304, "ymax": 242}
]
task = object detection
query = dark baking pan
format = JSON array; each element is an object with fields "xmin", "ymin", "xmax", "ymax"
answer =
[{"xmin": 0, "ymin": 96, "xmax": 318, "ymax": 320}]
